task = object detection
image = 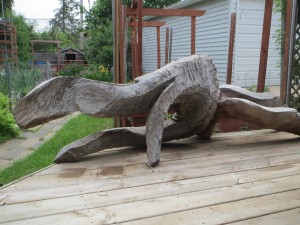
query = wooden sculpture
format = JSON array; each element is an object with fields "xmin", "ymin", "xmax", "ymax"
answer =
[{"xmin": 14, "ymin": 55, "xmax": 300, "ymax": 167}]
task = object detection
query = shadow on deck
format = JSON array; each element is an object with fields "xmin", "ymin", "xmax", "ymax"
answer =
[{"xmin": 0, "ymin": 129, "xmax": 300, "ymax": 224}]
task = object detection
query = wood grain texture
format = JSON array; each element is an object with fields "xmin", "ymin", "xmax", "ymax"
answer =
[
  {"xmin": 220, "ymin": 84, "xmax": 282, "ymax": 107},
  {"xmin": 13, "ymin": 54, "xmax": 300, "ymax": 167},
  {"xmin": 216, "ymin": 97, "xmax": 300, "ymax": 136}
]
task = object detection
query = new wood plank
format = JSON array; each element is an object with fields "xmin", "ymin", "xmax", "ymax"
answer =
[
  {"xmin": 2, "ymin": 153, "xmax": 300, "ymax": 205},
  {"xmin": 2, "ymin": 164, "xmax": 300, "ymax": 222},
  {"xmin": 8, "ymin": 137, "xmax": 300, "ymax": 188},
  {"xmin": 2, "ymin": 176, "xmax": 300, "ymax": 224},
  {"xmin": 1, "ymin": 148, "xmax": 300, "ymax": 203},
  {"xmin": 0, "ymin": 130, "xmax": 299, "ymax": 224},
  {"xmin": 117, "ymin": 190, "xmax": 300, "ymax": 225},
  {"xmin": 228, "ymin": 208, "xmax": 300, "ymax": 225},
  {"xmin": 38, "ymin": 131, "xmax": 299, "ymax": 176}
]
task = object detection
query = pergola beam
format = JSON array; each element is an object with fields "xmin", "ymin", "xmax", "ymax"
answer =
[
  {"xmin": 126, "ymin": 8, "xmax": 206, "ymax": 17},
  {"xmin": 128, "ymin": 21, "xmax": 166, "ymax": 27}
]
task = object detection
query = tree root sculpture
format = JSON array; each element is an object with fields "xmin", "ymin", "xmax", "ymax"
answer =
[{"xmin": 13, "ymin": 55, "xmax": 300, "ymax": 167}]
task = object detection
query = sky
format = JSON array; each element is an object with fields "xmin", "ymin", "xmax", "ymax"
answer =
[{"xmin": 13, "ymin": 0, "xmax": 96, "ymax": 31}]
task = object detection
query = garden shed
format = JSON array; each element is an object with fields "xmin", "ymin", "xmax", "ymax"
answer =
[
  {"xmin": 142, "ymin": 0, "xmax": 282, "ymax": 87},
  {"xmin": 60, "ymin": 46, "xmax": 85, "ymax": 63}
]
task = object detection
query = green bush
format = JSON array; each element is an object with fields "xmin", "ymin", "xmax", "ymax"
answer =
[
  {"xmin": 0, "ymin": 64, "xmax": 43, "ymax": 105},
  {"xmin": 57, "ymin": 63, "xmax": 85, "ymax": 77},
  {"xmin": 58, "ymin": 63, "xmax": 113, "ymax": 82},
  {"xmin": 0, "ymin": 93, "xmax": 19, "ymax": 142}
]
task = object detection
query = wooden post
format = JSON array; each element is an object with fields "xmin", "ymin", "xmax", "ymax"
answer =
[
  {"xmin": 119, "ymin": 5, "xmax": 127, "ymax": 84},
  {"xmin": 113, "ymin": 0, "xmax": 121, "ymax": 127},
  {"xmin": 134, "ymin": 17, "xmax": 139, "ymax": 77},
  {"xmin": 165, "ymin": 27, "xmax": 169, "ymax": 64},
  {"xmin": 226, "ymin": 12, "xmax": 236, "ymax": 84},
  {"xmin": 169, "ymin": 28, "xmax": 173, "ymax": 62},
  {"xmin": 157, "ymin": 26, "xmax": 161, "ymax": 69},
  {"xmin": 138, "ymin": 0, "xmax": 143, "ymax": 76},
  {"xmin": 191, "ymin": 16, "xmax": 196, "ymax": 55},
  {"xmin": 57, "ymin": 42, "xmax": 61, "ymax": 72},
  {"xmin": 31, "ymin": 41, "xmax": 34, "ymax": 67},
  {"xmin": 257, "ymin": 0, "xmax": 273, "ymax": 93},
  {"xmin": 131, "ymin": 27, "xmax": 136, "ymax": 79},
  {"xmin": 281, "ymin": 0, "xmax": 292, "ymax": 102}
]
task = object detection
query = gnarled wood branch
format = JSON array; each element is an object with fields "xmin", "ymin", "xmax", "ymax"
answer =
[
  {"xmin": 13, "ymin": 54, "xmax": 300, "ymax": 167},
  {"xmin": 14, "ymin": 55, "xmax": 220, "ymax": 166}
]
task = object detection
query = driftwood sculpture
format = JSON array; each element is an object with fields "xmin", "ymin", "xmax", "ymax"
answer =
[{"xmin": 14, "ymin": 55, "xmax": 300, "ymax": 167}]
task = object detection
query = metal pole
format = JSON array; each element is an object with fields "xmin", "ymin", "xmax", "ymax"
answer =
[
  {"xmin": 1, "ymin": 0, "xmax": 5, "ymax": 19},
  {"xmin": 80, "ymin": 0, "xmax": 83, "ymax": 28},
  {"xmin": 62, "ymin": 0, "xmax": 65, "ymax": 32},
  {"xmin": 79, "ymin": 0, "xmax": 84, "ymax": 49}
]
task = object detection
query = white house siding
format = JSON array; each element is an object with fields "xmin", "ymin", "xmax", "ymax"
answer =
[
  {"xmin": 142, "ymin": 0, "xmax": 231, "ymax": 83},
  {"xmin": 234, "ymin": 0, "xmax": 281, "ymax": 87},
  {"xmin": 231, "ymin": 0, "xmax": 237, "ymax": 12}
]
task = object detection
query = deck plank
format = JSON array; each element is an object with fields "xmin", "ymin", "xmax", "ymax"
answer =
[
  {"xmin": 0, "ymin": 130, "xmax": 299, "ymax": 224},
  {"xmin": 117, "ymin": 189, "xmax": 300, "ymax": 225},
  {"xmin": 2, "ymin": 177, "xmax": 300, "ymax": 224}
]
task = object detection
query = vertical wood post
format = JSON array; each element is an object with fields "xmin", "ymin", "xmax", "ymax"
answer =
[
  {"xmin": 165, "ymin": 27, "xmax": 169, "ymax": 64},
  {"xmin": 157, "ymin": 26, "xmax": 161, "ymax": 69},
  {"xmin": 257, "ymin": 0, "xmax": 273, "ymax": 92},
  {"xmin": 191, "ymin": 16, "xmax": 196, "ymax": 55},
  {"xmin": 133, "ymin": 16, "xmax": 139, "ymax": 78},
  {"xmin": 57, "ymin": 42, "xmax": 61, "ymax": 72},
  {"xmin": 281, "ymin": 0, "xmax": 292, "ymax": 102},
  {"xmin": 138, "ymin": 0, "xmax": 143, "ymax": 76},
  {"xmin": 119, "ymin": 4, "xmax": 125, "ymax": 84},
  {"xmin": 113, "ymin": 0, "xmax": 121, "ymax": 127},
  {"xmin": 226, "ymin": 12, "xmax": 236, "ymax": 84},
  {"xmin": 131, "ymin": 27, "xmax": 136, "ymax": 79}
]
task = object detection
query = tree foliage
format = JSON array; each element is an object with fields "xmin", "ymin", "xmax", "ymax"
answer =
[
  {"xmin": 0, "ymin": 92, "xmax": 19, "ymax": 141},
  {"xmin": 85, "ymin": 20, "xmax": 113, "ymax": 67},
  {"xmin": 50, "ymin": 0, "xmax": 84, "ymax": 48},
  {"xmin": 0, "ymin": 0, "xmax": 14, "ymax": 16},
  {"xmin": 33, "ymin": 28, "xmax": 77, "ymax": 49},
  {"xmin": 10, "ymin": 12, "xmax": 34, "ymax": 63},
  {"xmin": 86, "ymin": 0, "xmax": 181, "ymax": 29},
  {"xmin": 50, "ymin": 0, "xmax": 82, "ymax": 33},
  {"xmin": 85, "ymin": 0, "xmax": 181, "ymax": 67}
]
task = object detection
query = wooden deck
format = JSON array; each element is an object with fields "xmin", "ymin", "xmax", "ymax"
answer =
[{"xmin": 1, "ymin": 130, "xmax": 300, "ymax": 224}]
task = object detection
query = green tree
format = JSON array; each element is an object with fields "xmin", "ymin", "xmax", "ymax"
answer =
[
  {"xmin": 86, "ymin": 0, "xmax": 181, "ymax": 28},
  {"xmin": 10, "ymin": 12, "xmax": 34, "ymax": 63},
  {"xmin": 0, "ymin": 0, "xmax": 14, "ymax": 17},
  {"xmin": 85, "ymin": 0, "xmax": 181, "ymax": 67},
  {"xmin": 85, "ymin": 20, "xmax": 113, "ymax": 67},
  {"xmin": 50, "ymin": 0, "xmax": 84, "ymax": 48},
  {"xmin": 33, "ymin": 28, "xmax": 77, "ymax": 49}
]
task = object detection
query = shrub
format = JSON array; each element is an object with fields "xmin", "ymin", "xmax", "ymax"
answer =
[
  {"xmin": 58, "ymin": 63, "xmax": 113, "ymax": 82},
  {"xmin": 0, "ymin": 64, "xmax": 43, "ymax": 105},
  {"xmin": 0, "ymin": 93, "xmax": 19, "ymax": 142}
]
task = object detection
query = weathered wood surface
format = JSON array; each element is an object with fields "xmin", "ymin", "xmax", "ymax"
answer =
[
  {"xmin": 220, "ymin": 84, "xmax": 283, "ymax": 107},
  {"xmin": 13, "ymin": 55, "xmax": 300, "ymax": 166},
  {"xmin": 1, "ymin": 130, "xmax": 300, "ymax": 224},
  {"xmin": 14, "ymin": 55, "xmax": 220, "ymax": 166}
]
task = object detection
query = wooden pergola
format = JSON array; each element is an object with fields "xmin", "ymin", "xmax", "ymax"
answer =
[
  {"xmin": 31, "ymin": 40, "xmax": 62, "ymax": 68},
  {"xmin": 113, "ymin": 0, "xmax": 206, "ymax": 84}
]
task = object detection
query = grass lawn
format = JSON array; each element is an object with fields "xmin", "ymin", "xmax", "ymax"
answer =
[{"xmin": 0, "ymin": 114, "xmax": 113, "ymax": 186}]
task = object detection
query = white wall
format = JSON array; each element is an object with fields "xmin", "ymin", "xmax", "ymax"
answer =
[
  {"xmin": 142, "ymin": 0, "xmax": 231, "ymax": 83},
  {"xmin": 234, "ymin": 0, "xmax": 282, "ymax": 87}
]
